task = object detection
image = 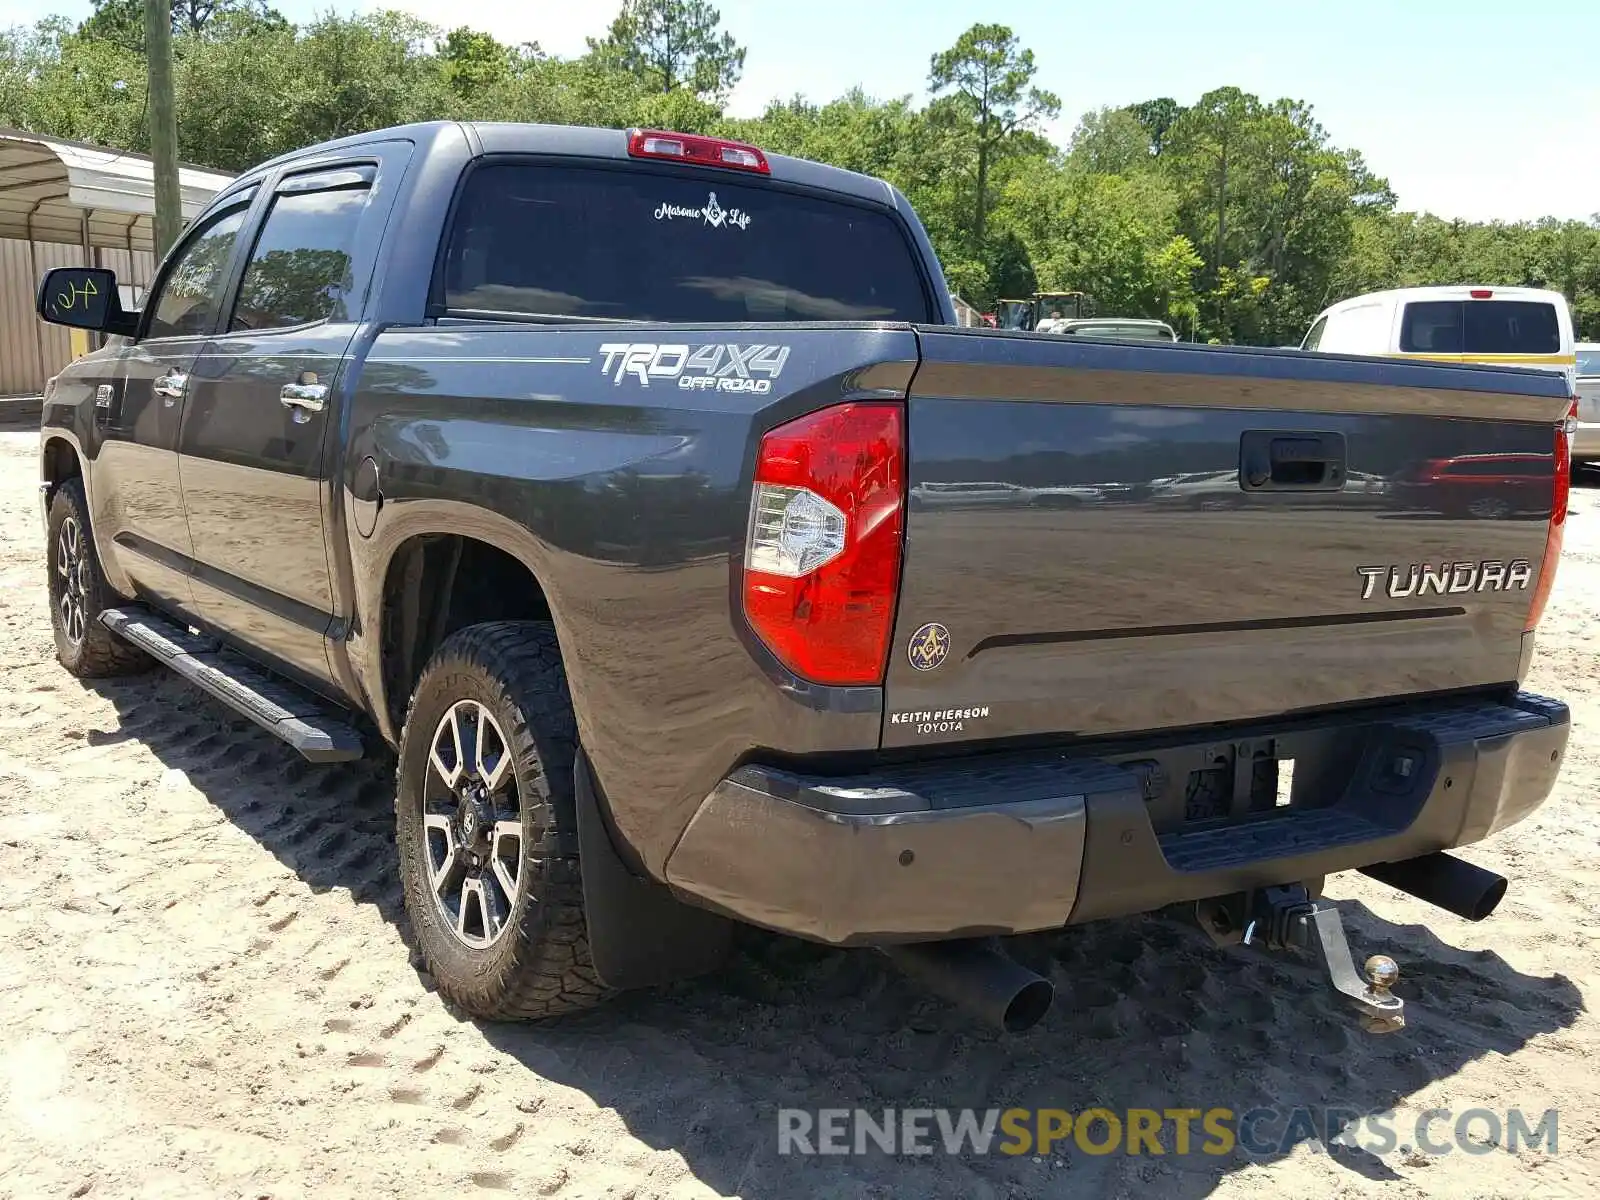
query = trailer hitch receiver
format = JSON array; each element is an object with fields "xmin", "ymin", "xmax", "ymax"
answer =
[{"xmin": 1240, "ymin": 885, "xmax": 1405, "ymax": 1034}]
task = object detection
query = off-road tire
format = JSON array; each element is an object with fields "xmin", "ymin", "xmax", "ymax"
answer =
[
  {"xmin": 396, "ymin": 620, "xmax": 609, "ymax": 1020},
  {"xmin": 45, "ymin": 478, "xmax": 150, "ymax": 678}
]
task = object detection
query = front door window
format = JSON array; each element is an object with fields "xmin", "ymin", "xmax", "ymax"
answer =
[{"xmin": 143, "ymin": 207, "xmax": 249, "ymax": 341}]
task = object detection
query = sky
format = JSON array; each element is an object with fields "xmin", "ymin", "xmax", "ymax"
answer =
[{"xmin": 13, "ymin": 0, "xmax": 1600, "ymax": 222}]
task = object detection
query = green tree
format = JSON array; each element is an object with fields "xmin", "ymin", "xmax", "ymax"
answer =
[
  {"xmin": 1126, "ymin": 97, "xmax": 1182, "ymax": 156},
  {"xmin": 78, "ymin": 0, "xmax": 146, "ymax": 50},
  {"xmin": 440, "ymin": 28, "xmax": 515, "ymax": 107},
  {"xmin": 173, "ymin": 9, "xmax": 299, "ymax": 168},
  {"xmin": 501, "ymin": 50, "xmax": 650, "ymax": 128},
  {"xmin": 7, "ymin": 9, "xmax": 1600, "ymax": 342},
  {"xmin": 721, "ymin": 89, "xmax": 921, "ymax": 181},
  {"xmin": 1529, "ymin": 219, "xmax": 1600, "ymax": 335},
  {"xmin": 591, "ymin": 0, "xmax": 745, "ymax": 98},
  {"xmin": 998, "ymin": 159, "xmax": 1199, "ymax": 327},
  {"xmin": 928, "ymin": 23, "xmax": 1059, "ymax": 251},
  {"xmin": 80, "ymin": 0, "xmax": 281, "ymax": 52},
  {"xmin": 1160, "ymin": 88, "xmax": 1382, "ymax": 342},
  {"xmin": 279, "ymin": 11, "xmax": 449, "ymax": 148},
  {"xmin": 1166, "ymin": 87, "xmax": 1255, "ymax": 306},
  {"xmin": 0, "ymin": 21, "xmax": 147, "ymax": 150},
  {"xmin": 1069, "ymin": 107, "xmax": 1155, "ymax": 177}
]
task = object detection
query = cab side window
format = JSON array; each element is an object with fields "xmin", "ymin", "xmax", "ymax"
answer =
[
  {"xmin": 144, "ymin": 206, "xmax": 249, "ymax": 340},
  {"xmin": 229, "ymin": 175, "xmax": 372, "ymax": 332}
]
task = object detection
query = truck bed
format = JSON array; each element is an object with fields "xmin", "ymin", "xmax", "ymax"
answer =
[
  {"xmin": 885, "ymin": 329, "xmax": 1570, "ymax": 748},
  {"xmin": 340, "ymin": 318, "xmax": 1570, "ymax": 878}
]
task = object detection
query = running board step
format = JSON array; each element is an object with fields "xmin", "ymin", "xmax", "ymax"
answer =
[{"xmin": 101, "ymin": 607, "xmax": 363, "ymax": 762}]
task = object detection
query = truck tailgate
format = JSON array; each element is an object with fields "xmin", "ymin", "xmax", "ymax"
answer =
[{"xmin": 884, "ymin": 331, "xmax": 1569, "ymax": 748}]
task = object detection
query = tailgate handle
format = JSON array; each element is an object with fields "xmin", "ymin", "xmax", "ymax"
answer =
[{"xmin": 1240, "ymin": 431, "xmax": 1346, "ymax": 492}]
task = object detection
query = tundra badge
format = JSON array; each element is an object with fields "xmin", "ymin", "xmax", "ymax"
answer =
[{"xmin": 1356, "ymin": 559, "xmax": 1533, "ymax": 600}]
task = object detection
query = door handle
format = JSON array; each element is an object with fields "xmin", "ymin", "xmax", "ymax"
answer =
[
  {"xmin": 1239, "ymin": 430, "xmax": 1346, "ymax": 492},
  {"xmin": 280, "ymin": 382, "xmax": 328, "ymax": 419},
  {"xmin": 153, "ymin": 372, "xmax": 188, "ymax": 405}
]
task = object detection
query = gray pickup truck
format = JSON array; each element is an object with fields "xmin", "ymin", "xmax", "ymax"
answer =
[{"xmin": 34, "ymin": 122, "xmax": 1572, "ymax": 1033}]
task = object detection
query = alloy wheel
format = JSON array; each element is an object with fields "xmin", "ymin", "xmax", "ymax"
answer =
[
  {"xmin": 421, "ymin": 700, "xmax": 525, "ymax": 949},
  {"xmin": 55, "ymin": 516, "xmax": 89, "ymax": 646}
]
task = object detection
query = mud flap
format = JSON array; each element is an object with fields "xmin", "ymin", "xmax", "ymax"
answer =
[{"xmin": 575, "ymin": 751, "xmax": 733, "ymax": 990}]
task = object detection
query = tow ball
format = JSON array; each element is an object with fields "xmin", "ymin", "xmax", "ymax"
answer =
[{"xmin": 1197, "ymin": 885, "xmax": 1405, "ymax": 1034}]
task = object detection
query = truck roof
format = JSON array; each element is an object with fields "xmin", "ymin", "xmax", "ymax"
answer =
[{"xmin": 245, "ymin": 120, "xmax": 898, "ymax": 209}]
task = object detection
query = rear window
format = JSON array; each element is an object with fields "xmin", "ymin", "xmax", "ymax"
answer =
[
  {"xmin": 231, "ymin": 185, "xmax": 369, "ymax": 331},
  {"xmin": 1578, "ymin": 349, "xmax": 1600, "ymax": 376},
  {"xmin": 1400, "ymin": 300, "xmax": 1561, "ymax": 355},
  {"xmin": 440, "ymin": 163, "xmax": 932, "ymax": 323}
]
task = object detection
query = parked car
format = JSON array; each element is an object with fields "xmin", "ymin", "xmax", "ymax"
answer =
[
  {"xmin": 1150, "ymin": 467, "xmax": 1389, "ymax": 509},
  {"xmin": 1576, "ymin": 342, "xmax": 1600, "ymax": 466},
  {"xmin": 33, "ymin": 121, "xmax": 1571, "ymax": 1035},
  {"xmin": 1301, "ymin": 285, "xmax": 1576, "ymax": 392},
  {"xmin": 1037, "ymin": 317, "xmax": 1178, "ymax": 341},
  {"xmin": 1398, "ymin": 453, "xmax": 1558, "ymax": 520},
  {"xmin": 1148, "ymin": 469, "xmax": 1249, "ymax": 509},
  {"xmin": 1025, "ymin": 483, "xmax": 1110, "ymax": 507},
  {"xmin": 909, "ymin": 480, "xmax": 1036, "ymax": 509}
]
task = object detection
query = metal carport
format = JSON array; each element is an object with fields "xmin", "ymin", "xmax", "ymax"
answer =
[{"xmin": 0, "ymin": 129, "xmax": 232, "ymax": 396}]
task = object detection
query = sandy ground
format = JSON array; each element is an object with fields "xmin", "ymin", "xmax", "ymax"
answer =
[{"xmin": 2, "ymin": 426, "xmax": 1599, "ymax": 1199}]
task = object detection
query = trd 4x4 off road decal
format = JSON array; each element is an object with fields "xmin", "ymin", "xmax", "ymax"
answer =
[{"xmin": 597, "ymin": 343, "xmax": 791, "ymax": 393}]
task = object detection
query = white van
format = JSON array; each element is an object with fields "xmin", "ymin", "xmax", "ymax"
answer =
[{"xmin": 1300, "ymin": 286, "xmax": 1576, "ymax": 390}]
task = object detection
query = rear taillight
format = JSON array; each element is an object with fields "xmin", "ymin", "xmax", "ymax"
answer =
[
  {"xmin": 743, "ymin": 403, "xmax": 905, "ymax": 685},
  {"xmin": 626, "ymin": 128, "xmax": 771, "ymax": 175},
  {"xmin": 1526, "ymin": 398, "xmax": 1576, "ymax": 632}
]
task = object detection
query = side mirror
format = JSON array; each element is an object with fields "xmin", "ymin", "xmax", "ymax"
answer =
[{"xmin": 36, "ymin": 267, "xmax": 137, "ymax": 336}]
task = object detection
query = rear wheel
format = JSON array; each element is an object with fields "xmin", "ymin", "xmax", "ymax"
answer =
[
  {"xmin": 396, "ymin": 621, "xmax": 609, "ymax": 1020},
  {"xmin": 45, "ymin": 479, "xmax": 149, "ymax": 678}
]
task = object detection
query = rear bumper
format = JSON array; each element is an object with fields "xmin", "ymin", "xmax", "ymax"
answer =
[{"xmin": 662, "ymin": 692, "xmax": 1569, "ymax": 945}]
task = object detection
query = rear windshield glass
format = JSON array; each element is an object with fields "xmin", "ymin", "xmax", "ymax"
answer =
[
  {"xmin": 440, "ymin": 163, "xmax": 932, "ymax": 323},
  {"xmin": 1400, "ymin": 300, "xmax": 1561, "ymax": 355},
  {"xmin": 1578, "ymin": 349, "xmax": 1600, "ymax": 376}
]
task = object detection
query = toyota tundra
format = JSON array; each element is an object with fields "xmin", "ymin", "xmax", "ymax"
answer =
[{"xmin": 33, "ymin": 122, "xmax": 1572, "ymax": 1032}]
